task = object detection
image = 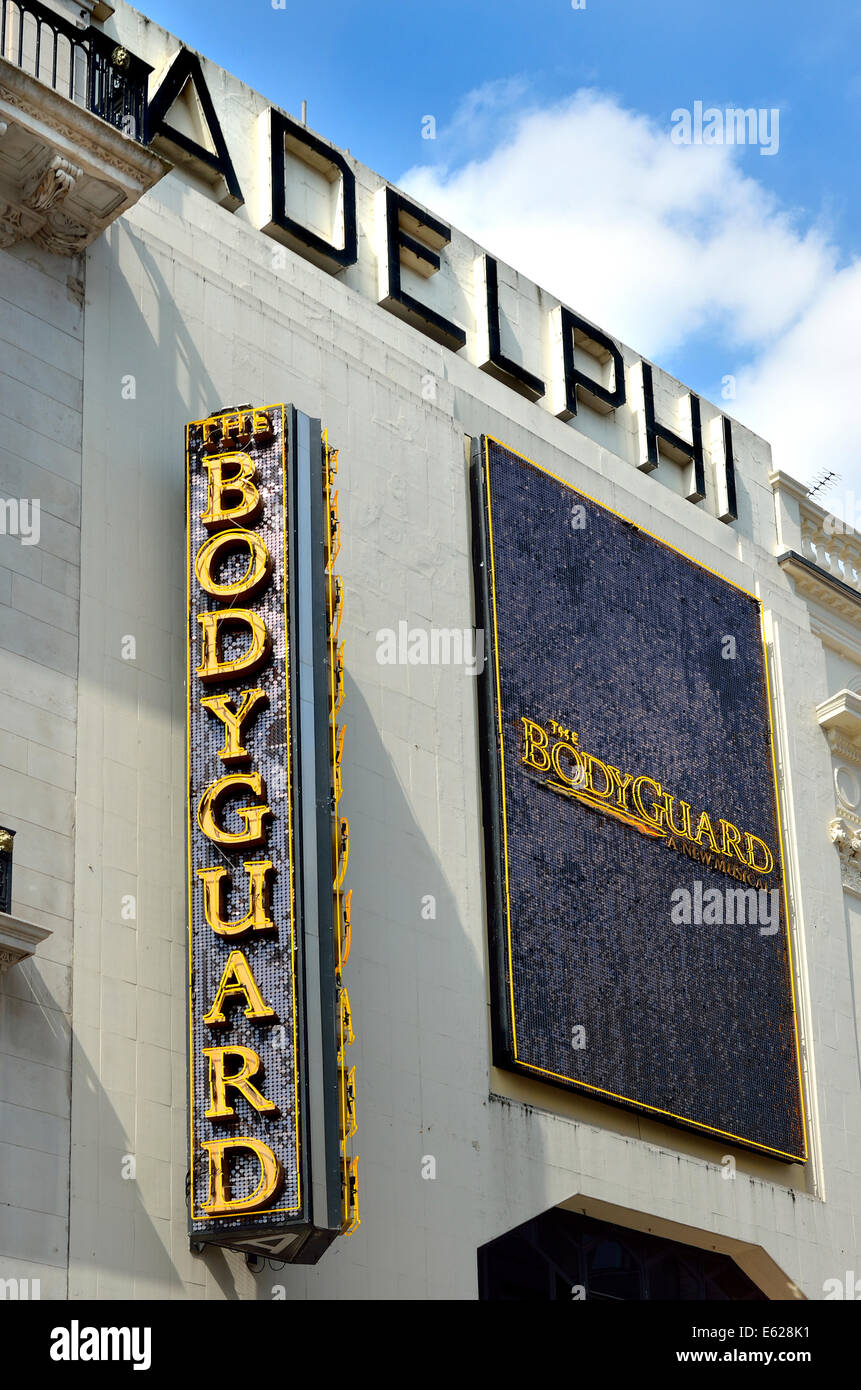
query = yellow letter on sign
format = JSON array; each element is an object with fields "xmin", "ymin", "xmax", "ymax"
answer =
[
  {"xmin": 200, "ymin": 689, "xmax": 268, "ymax": 764},
  {"xmin": 197, "ymin": 772, "xmax": 272, "ymax": 848},
  {"xmin": 521, "ymin": 717, "xmax": 551, "ymax": 772},
  {"xmin": 201, "ymin": 453, "xmax": 261, "ymax": 530},
  {"xmin": 202, "ymin": 948, "xmax": 276, "ymax": 1026},
  {"xmin": 196, "ymin": 610, "xmax": 270, "ymax": 683},
  {"xmin": 200, "ymin": 1136, "xmax": 282, "ymax": 1214},
  {"xmin": 203, "ymin": 1045, "xmax": 279, "ymax": 1119},
  {"xmin": 194, "ymin": 530, "xmax": 271, "ymax": 602},
  {"xmin": 197, "ymin": 860, "xmax": 275, "ymax": 936}
]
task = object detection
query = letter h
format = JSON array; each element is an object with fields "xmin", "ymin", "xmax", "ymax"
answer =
[{"xmin": 638, "ymin": 361, "xmax": 706, "ymax": 504}]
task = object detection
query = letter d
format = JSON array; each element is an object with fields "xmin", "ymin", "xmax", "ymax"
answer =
[
  {"xmin": 196, "ymin": 610, "xmax": 270, "ymax": 682},
  {"xmin": 201, "ymin": 1136, "xmax": 282, "ymax": 1215}
]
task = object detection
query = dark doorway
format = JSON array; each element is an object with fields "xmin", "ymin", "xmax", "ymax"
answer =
[{"xmin": 478, "ymin": 1207, "xmax": 767, "ymax": 1300}]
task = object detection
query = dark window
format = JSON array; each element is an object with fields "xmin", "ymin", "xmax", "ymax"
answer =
[{"xmin": 478, "ymin": 1208, "xmax": 767, "ymax": 1301}]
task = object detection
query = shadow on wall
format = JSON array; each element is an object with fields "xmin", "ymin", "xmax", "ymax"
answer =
[
  {"xmin": 241, "ymin": 670, "xmax": 495, "ymax": 1301},
  {"xmin": 68, "ymin": 210, "xmax": 527, "ymax": 1297},
  {"xmin": 62, "ymin": 215, "xmax": 221, "ymax": 1297},
  {"xmin": 0, "ymin": 951, "xmax": 72, "ymax": 1300},
  {"xmin": 63, "ymin": 666, "xmax": 491, "ymax": 1296}
]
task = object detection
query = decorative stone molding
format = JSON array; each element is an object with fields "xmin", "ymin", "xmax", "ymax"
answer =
[
  {"xmin": 820, "ymin": 694, "xmax": 861, "ymax": 892},
  {"xmin": 777, "ymin": 554, "xmax": 861, "ymax": 624},
  {"xmin": 0, "ymin": 194, "xmax": 41, "ymax": 246},
  {"xmin": 0, "ymin": 912, "xmax": 52, "ymax": 973},
  {"xmin": 817, "ymin": 688, "xmax": 861, "ymax": 736},
  {"xmin": 817, "ymin": 690, "xmax": 861, "ymax": 789},
  {"xmin": 0, "ymin": 57, "xmax": 168, "ymax": 255},
  {"xmin": 18, "ymin": 153, "xmax": 89, "ymax": 251},
  {"xmin": 32, "ymin": 213, "xmax": 90, "ymax": 255},
  {"xmin": 24, "ymin": 153, "xmax": 81, "ymax": 211},
  {"xmin": 829, "ymin": 818, "xmax": 861, "ymax": 896},
  {"xmin": 825, "ymin": 730, "xmax": 861, "ymax": 769},
  {"xmin": 772, "ymin": 472, "xmax": 861, "ymax": 635}
]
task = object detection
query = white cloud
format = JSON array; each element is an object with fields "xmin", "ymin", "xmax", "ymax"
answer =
[
  {"xmin": 733, "ymin": 261, "xmax": 861, "ymax": 493},
  {"xmin": 400, "ymin": 86, "xmax": 853, "ymax": 489}
]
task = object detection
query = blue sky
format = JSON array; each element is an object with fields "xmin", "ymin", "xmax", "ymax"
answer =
[
  {"xmin": 140, "ymin": 0, "xmax": 859, "ymax": 247},
  {"xmin": 140, "ymin": 0, "xmax": 860, "ymax": 490}
]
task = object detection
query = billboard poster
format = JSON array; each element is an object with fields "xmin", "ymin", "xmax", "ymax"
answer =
[{"xmin": 472, "ymin": 435, "xmax": 806, "ymax": 1162}]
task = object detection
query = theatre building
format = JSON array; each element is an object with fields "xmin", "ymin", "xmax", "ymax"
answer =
[{"xmin": 1, "ymin": 0, "xmax": 860, "ymax": 1303}]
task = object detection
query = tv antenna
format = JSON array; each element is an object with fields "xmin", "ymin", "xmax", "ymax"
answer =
[{"xmin": 808, "ymin": 467, "xmax": 840, "ymax": 501}]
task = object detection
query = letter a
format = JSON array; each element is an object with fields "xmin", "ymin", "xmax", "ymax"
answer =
[
  {"xmin": 203, "ymin": 949, "xmax": 276, "ymax": 1026},
  {"xmin": 670, "ymin": 887, "xmax": 692, "ymax": 925},
  {"xmin": 148, "ymin": 49, "xmax": 244, "ymax": 209}
]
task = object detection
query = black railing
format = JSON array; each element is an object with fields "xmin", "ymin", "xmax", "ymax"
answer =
[
  {"xmin": 0, "ymin": 0, "xmax": 151, "ymax": 143},
  {"xmin": 0, "ymin": 827, "xmax": 14, "ymax": 914}
]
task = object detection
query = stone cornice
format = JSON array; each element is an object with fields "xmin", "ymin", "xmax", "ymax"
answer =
[
  {"xmin": 0, "ymin": 913, "xmax": 52, "ymax": 973},
  {"xmin": 769, "ymin": 470, "xmax": 811, "ymax": 506},
  {"xmin": 777, "ymin": 551, "xmax": 861, "ymax": 624},
  {"xmin": 816, "ymin": 689, "xmax": 861, "ymax": 742},
  {"xmin": 0, "ymin": 61, "xmax": 167, "ymax": 190},
  {"xmin": 0, "ymin": 57, "xmax": 168, "ymax": 254},
  {"xmin": 778, "ymin": 550, "xmax": 861, "ymax": 607}
]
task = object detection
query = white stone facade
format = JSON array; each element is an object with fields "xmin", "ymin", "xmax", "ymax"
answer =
[{"xmin": 0, "ymin": 0, "xmax": 858, "ymax": 1301}]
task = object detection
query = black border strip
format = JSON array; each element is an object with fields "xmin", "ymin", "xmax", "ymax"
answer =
[{"xmin": 470, "ymin": 437, "xmax": 515, "ymax": 1068}]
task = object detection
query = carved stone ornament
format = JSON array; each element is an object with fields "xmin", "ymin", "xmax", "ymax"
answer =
[
  {"xmin": 31, "ymin": 214, "xmax": 91, "ymax": 255},
  {"xmin": 829, "ymin": 816, "xmax": 861, "ymax": 895},
  {"xmin": 0, "ymin": 63, "xmax": 168, "ymax": 254},
  {"xmin": 23, "ymin": 155, "xmax": 82, "ymax": 213},
  {"xmin": 0, "ymin": 196, "xmax": 43, "ymax": 248}
]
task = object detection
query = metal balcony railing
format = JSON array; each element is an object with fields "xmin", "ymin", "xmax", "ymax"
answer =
[
  {"xmin": 0, "ymin": 826, "xmax": 13, "ymax": 914},
  {"xmin": 0, "ymin": 0, "xmax": 151, "ymax": 142}
]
